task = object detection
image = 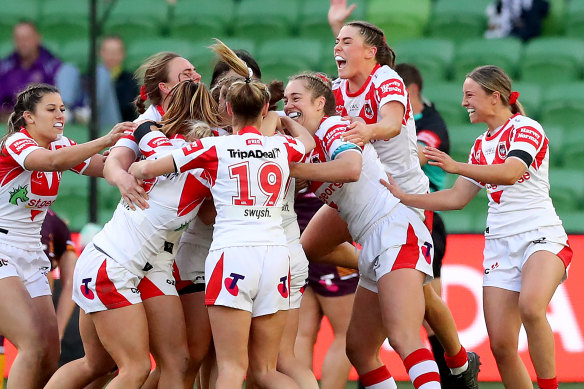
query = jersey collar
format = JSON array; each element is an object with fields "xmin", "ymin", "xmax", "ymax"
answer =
[
  {"xmin": 238, "ymin": 126, "xmax": 262, "ymax": 136},
  {"xmin": 155, "ymin": 105, "xmax": 165, "ymax": 117},
  {"xmin": 345, "ymin": 63, "xmax": 381, "ymax": 98},
  {"xmin": 485, "ymin": 113, "xmax": 520, "ymax": 141}
]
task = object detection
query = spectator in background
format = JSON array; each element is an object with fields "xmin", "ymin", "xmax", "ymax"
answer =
[
  {"xmin": 485, "ymin": 0, "xmax": 550, "ymax": 41},
  {"xmin": 99, "ymin": 36, "xmax": 139, "ymax": 122},
  {"xmin": 0, "ymin": 21, "xmax": 81, "ymax": 121},
  {"xmin": 395, "ymin": 63, "xmax": 452, "ymax": 384}
]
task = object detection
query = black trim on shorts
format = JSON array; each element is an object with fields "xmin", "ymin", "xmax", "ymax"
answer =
[
  {"xmin": 508, "ymin": 149, "xmax": 533, "ymax": 167},
  {"xmin": 178, "ymin": 283, "xmax": 205, "ymax": 295}
]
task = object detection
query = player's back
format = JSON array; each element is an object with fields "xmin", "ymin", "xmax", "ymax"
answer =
[{"xmin": 173, "ymin": 126, "xmax": 306, "ymax": 250}]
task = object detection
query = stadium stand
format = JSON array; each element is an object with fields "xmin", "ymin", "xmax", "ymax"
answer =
[
  {"xmin": 427, "ymin": 0, "xmax": 491, "ymax": 42},
  {"xmin": 169, "ymin": 0, "xmax": 234, "ymax": 41},
  {"xmin": 366, "ymin": 0, "xmax": 431, "ymax": 44},
  {"xmin": 452, "ymin": 38, "xmax": 522, "ymax": 81},
  {"xmin": 393, "ymin": 38, "xmax": 454, "ymax": 82},
  {"xmin": 520, "ymin": 38, "xmax": 584, "ymax": 84}
]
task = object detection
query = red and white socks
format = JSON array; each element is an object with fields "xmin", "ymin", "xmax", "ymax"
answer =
[
  {"xmin": 403, "ymin": 348, "xmax": 441, "ymax": 389},
  {"xmin": 537, "ymin": 377, "xmax": 559, "ymax": 389},
  {"xmin": 444, "ymin": 345, "xmax": 469, "ymax": 375},
  {"xmin": 359, "ymin": 366, "xmax": 397, "ymax": 389}
]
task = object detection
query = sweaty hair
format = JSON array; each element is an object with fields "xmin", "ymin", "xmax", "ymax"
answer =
[
  {"xmin": 210, "ymin": 49, "xmax": 262, "ymax": 88},
  {"xmin": 346, "ymin": 21, "xmax": 396, "ymax": 69},
  {"xmin": 134, "ymin": 51, "xmax": 181, "ymax": 114},
  {"xmin": 467, "ymin": 65, "xmax": 525, "ymax": 115},
  {"xmin": 160, "ymin": 81, "xmax": 220, "ymax": 138},
  {"xmin": 395, "ymin": 63, "xmax": 423, "ymax": 92},
  {"xmin": 289, "ymin": 73, "xmax": 336, "ymax": 116},
  {"xmin": 2, "ymin": 83, "xmax": 60, "ymax": 150},
  {"xmin": 209, "ymin": 39, "xmax": 270, "ymax": 122}
]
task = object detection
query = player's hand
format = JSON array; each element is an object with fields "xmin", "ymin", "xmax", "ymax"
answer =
[
  {"xmin": 423, "ymin": 146, "xmax": 459, "ymax": 174},
  {"xmin": 295, "ymin": 178, "xmax": 309, "ymax": 191},
  {"xmin": 342, "ymin": 120, "xmax": 372, "ymax": 147},
  {"xmin": 103, "ymin": 121, "xmax": 136, "ymax": 147},
  {"xmin": 379, "ymin": 173, "xmax": 406, "ymax": 200},
  {"xmin": 329, "ymin": 0, "xmax": 357, "ymax": 33},
  {"xmin": 261, "ymin": 110, "xmax": 280, "ymax": 136},
  {"xmin": 115, "ymin": 169, "xmax": 149, "ymax": 210}
]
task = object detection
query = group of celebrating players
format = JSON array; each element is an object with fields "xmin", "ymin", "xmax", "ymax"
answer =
[{"xmin": 0, "ymin": 1, "xmax": 572, "ymax": 389}]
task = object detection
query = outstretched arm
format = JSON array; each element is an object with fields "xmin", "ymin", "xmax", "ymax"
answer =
[
  {"xmin": 341, "ymin": 101, "xmax": 403, "ymax": 147},
  {"xmin": 381, "ymin": 173, "xmax": 481, "ymax": 211},
  {"xmin": 291, "ymin": 151, "xmax": 361, "ymax": 183},
  {"xmin": 23, "ymin": 122, "xmax": 132, "ymax": 172},
  {"xmin": 329, "ymin": 0, "xmax": 357, "ymax": 37},
  {"xmin": 423, "ymin": 146, "xmax": 527, "ymax": 186},
  {"xmin": 128, "ymin": 154, "xmax": 175, "ymax": 181}
]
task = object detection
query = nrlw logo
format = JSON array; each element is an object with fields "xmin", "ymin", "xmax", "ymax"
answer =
[
  {"xmin": 228, "ymin": 148, "xmax": 281, "ymax": 159},
  {"xmin": 9, "ymin": 185, "xmax": 29, "ymax": 205}
]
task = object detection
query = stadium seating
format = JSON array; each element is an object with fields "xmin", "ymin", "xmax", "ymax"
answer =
[
  {"xmin": 445, "ymin": 124, "xmax": 481, "ymax": 163},
  {"xmin": 542, "ymin": 0, "xmax": 566, "ymax": 35},
  {"xmin": 520, "ymin": 38, "xmax": 584, "ymax": 84},
  {"xmin": 257, "ymin": 38, "xmax": 323, "ymax": 82},
  {"xmin": 565, "ymin": 0, "xmax": 584, "ymax": 37},
  {"xmin": 366, "ymin": 0, "xmax": 431, "ymax": 44},
  {"xmin": 0, "ymin": 0, "xmax": 41, "ymax": 49},
  {"xmin": 542, "ymin": 124, "xmax": 565, "ymax": 167},
  {"xmin": 393, "ymin": 38, "xmax": 454, "ymax": 82},
  {"xmin": 539, "ymin": 83, "xmax": 584, "ymax": 131},
  {"xmin": 427, "ymin": 0, "xmax": 491, "ymax": 42},
  {"xmin": 102, "ymin": 0, "xmax": 168, "ymax": 44},
  {"xmin": 561, "ymin": 128, "xmax": 584, "ymax": 170},
  {"xmin": 59, "ymin": 39, "xmax": 90, "ymax": 73},
  {"xmin": 423, "ymin": 83, "xmax": 469, "ymax": 127},
  {"xmin": 232, "ymin": 0, "xmax": 299, "ymax": 43},
  {"xmin": 452, "ymin": 38, "xmax": 522, "ymax": 81},
  {"xmin": 296, "ymin": 0, "xmax": 368, "ymax": 42},
  {"xmin": 549, "ymin": 169, "xmax": 584, "ymax": 212},
  {"xmin": 125, "ymin": 37, "xmax": 192, "ymax": 73},
  {"xmin": 512, "ymin": 82, "xmax": 542, "ymax": 120},
  {"xmin": 169, "ymin": 0, "xmax": 234, "ymax": 41},
  {"xmin": 38, "ymin": 0, "xmax": 89, "ymax": 42},
  {"xmin": 558, "ymin": 211, "xmax": 584, "ymax": 233}
]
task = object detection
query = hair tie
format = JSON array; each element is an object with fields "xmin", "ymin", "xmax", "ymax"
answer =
[
  {"xmin": 509, "ymin": 91, "xmax": 520, "ymax": 105},
  {"xmin": 245, "ymin": 66, "xmax": 253, "ymax": 83},
  {"xmin": 140, "ymin": 85, "xmax": 148, "ymax": 101},
  {"xmin": 383, "ymin": 35, "xmax": 387, "ymax": 43},
  {"xmin": 314, "ymin": 72, "xmax": 329, "ymax": 83}
]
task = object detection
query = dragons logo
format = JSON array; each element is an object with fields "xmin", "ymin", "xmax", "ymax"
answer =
[{"xmin": 9, "ymin": 185, "xmax": 29, "ymax": 205}]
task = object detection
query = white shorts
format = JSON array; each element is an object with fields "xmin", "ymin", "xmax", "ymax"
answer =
[
  {"xmin": 358, "ymin": 204, "xmax": 434, "ymax": 293},
  {"xmin": 483, "ymin": 225, "xmax": 572, "ymax": 292},
  {"xmin": 138, "ymin": 250, "xmax": 178, "ymax": 300},
  {"xmin": 73, "ymin": 244, "xmax": 143, "ymax": 313},
  {"xmin": 205, "ymin": 245, "xmax": 290, "ymax": 317},
  {"xmin": 289, "ymin": 240, "xmax": 308, "ymax": 309},
  {"xmin": 174, "ymin": 240, "xmax": 209, "ymax": 294},
  {"xmin": 0, "ymin": 242, "xmax": 51, "ymax": 298}
]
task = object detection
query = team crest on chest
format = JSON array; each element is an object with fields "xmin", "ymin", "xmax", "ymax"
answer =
[
  {"xmin": 497, "ymin": 141, "xmax": 508, "ymax": 159},
  {"xmin": 363, "ymin": 100, "xmax": 374, "ymax": 120}
]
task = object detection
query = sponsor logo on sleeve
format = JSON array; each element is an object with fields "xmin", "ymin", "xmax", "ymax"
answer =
[
  {"xmin": 378, "ymin": 79, "xmax": 405, "ymax": 99},
  {"xmin": 147, "ymin": 137, "xmax": 173, "ymax": 148},
  {"xmin": 9, "ymin": 138, "xmax": 36, "ymax": 154},
  {"xmin": 514, "ymin": 126, "xmax": 542, "ymax": 149}
]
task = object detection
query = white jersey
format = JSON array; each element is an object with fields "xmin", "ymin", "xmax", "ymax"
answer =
[
  {"xmin": 464, "ymin": 114, "xmax": 562, "ymax": 239},
  {"xmin": 307, "ymin": 116, "xmax": 400, "ymax": 242},
  {"xmin": 172, "ymin": 126, "xmax": 307, "ymax": 250},
  {"xmin": 92, "ymin": 130, "xmax": 210, "ymax": 276},
  {"xmin": 0, "ymin": 130, "xmax": 89, "ymax": 250},
  {"xmin": 333, "ymin": 64, "xmax": 429, "ymax": 196},
  {"xmin": 281, "ymin": 177, "xmax": 301, "ymax": 243}
]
